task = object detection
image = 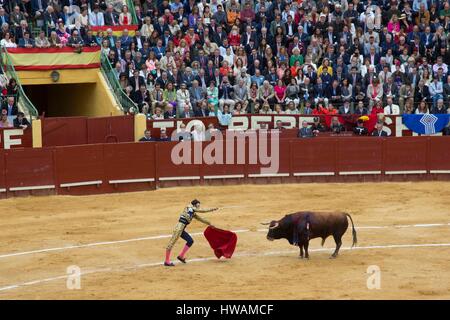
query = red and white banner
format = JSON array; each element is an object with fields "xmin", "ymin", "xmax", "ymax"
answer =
[{"xmin": 5, "ymin": 47, "xmax": 101, "ymax": 70}]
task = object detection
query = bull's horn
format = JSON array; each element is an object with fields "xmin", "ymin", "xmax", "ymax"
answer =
[
  {"xmin": 260, "ymin": 222, "xmax": 271, "ymax": 225},
  {"xmin": 269, "ymin": 222, "xmax": 279, "ymax": 229}
]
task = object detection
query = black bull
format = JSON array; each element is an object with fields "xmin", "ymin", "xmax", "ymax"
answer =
[{"xmin": 262, "ymin": 212, "xmax": 357, "ymax": 259}]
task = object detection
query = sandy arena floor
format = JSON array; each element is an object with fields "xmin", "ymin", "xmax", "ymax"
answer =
[{"xmin": 0, "ymin": 182, "xmax": 449, "ymax": 300}]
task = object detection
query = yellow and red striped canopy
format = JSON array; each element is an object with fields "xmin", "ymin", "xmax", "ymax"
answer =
[{"xmin": 5, "ymin": 47, "xmax": 101, "ymax": 70}]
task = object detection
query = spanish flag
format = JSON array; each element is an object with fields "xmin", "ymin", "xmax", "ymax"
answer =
[
  {"xmin": 4, "ymin": 47, "xmax": 101, "ymax": 70},
  {"xmin": 91, "ymin": 25, "xmax": 138, "ymax": 37}
]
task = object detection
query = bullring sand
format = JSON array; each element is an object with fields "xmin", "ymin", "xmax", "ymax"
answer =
[{"xmin": 0, "ymin": 182, "xmax": 449, "ymax": 299}]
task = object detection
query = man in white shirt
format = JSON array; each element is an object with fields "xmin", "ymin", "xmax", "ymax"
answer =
[
  {"xmin": 89, "ymin": 4, "xmax": 104, "ymax": 26},
  {"xmin": 383, "ymin": 97, "xmax": 400, "ymax": 115}
]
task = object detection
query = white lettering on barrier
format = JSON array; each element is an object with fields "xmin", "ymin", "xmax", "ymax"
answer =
[
  {"xmin": 228, "ymin": 116, "xmax": 249, "ymax": 130},
  {"xmin": 152, "ymin": 121, "xmax": 174, "ymax": 130},
  {"xmin": 274, "ymin": 116, "xmax": 296, "ymax": 128},
  {"xmin": 383, "ymin": 116, "xmax": 393, "ymax": 136},
  {"xmin": 182, "ymin": 119, "xmax": 205, "ymax": 133},
  {"xmin": 151, "ymin": 116, "xmax": 413, "ymax": 137},
  {"xmin": 251, "ymin": 115, "xmax": 272, "ymax": 129},
  {"xmin": 3, "ymin": 129, "xmax": 23, "ymax": 149}
]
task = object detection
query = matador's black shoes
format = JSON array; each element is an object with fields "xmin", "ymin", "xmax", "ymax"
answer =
[
  {"xmin": 177, "ymin": 256, "xmax": 187, "ymax": 264},
  {"xmin": 164, "ymin": 262, "xmax": 175, "ymax": 267}
]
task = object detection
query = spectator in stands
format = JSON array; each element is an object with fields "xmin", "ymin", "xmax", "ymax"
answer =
[
  {"xmin": 432, "ymin": 98, "xmax": 448, "ymax": 114},
  {"xmin": 159, "ymin": 128, "xmax": 170, "ymax": 141},
  {"xmin": 84, "ymin": 30, "xmax": 98, "ymax": 47},
  {"xmin": 353, "ymin": 119, "xmax": 368, "ymax": 136},
  {"xmin": 151, "ymin": 106, "xmax": 164, "ymax": 120},
  {"xmin": 35, "ymin": 30, "xmax": 50, "ymax": 48},
  {"xmin": 191, "ymin": 124, "xmax": 205, "ymax": 141},
  {"xmin": 68, "ymin": 29, "xmax": 84, "ymax": 48},
  {"xmin": 19, "ymin": 31, "xmax": 34, "ymax": 48},
  {"xmin": 139, "ymin": 129, "xmax": 156, "ymax": 142},
  {"xmin": 174, "ymin": 122, "xmax": 191, "ymax": 141},
  {"xmin": 89, "ymin": 4, "xmax": 105, "ymax": 27},
  {"xmin": 311, "ymin": 117, "xmax": 326, "ymax": 133},
  {"xmin": 329, "ymin": 117, "xmax": 345, "ymax": 134},
  {"xmin": 0, "ymin": 110, "xmax": 12, "ymax": 128},
  {"xmin": 384, "ymin": 97, "xmax": 401, "ymax": 115},
  {"xmin": 298, "ymin": 120, "xmax": 314, "ymax": 138},
  {"xmin": 2, "ymin": 96, "xmax": 18, "ymax": 116},
  {"xmin": 13, "ymin": 112, "xmax": 31, "ymax": 129},
  {"xmin": 371, "ymin": 121, "xmax": 388, "ymax": 137},
  {"xmin": 1, "ymin": 32, "xmax": 17, "ymax": 48},
  {"xmin": 48, "ymin": 30, "xmax": 62, "ymax": 48}
]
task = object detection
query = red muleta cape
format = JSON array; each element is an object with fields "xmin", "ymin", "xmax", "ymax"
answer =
[{"xmin": 203, "ymin": 226, "xmax": 237, "ymax": 259}]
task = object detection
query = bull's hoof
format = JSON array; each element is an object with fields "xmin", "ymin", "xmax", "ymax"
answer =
[{"xmin": 329, "ymin": 255, "xmax": 337, "ymax": 259}]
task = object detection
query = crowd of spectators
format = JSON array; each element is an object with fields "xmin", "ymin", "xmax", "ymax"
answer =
[{"xmin": 2, "ymin": 0, "xmax": 450, "ymax": 127}]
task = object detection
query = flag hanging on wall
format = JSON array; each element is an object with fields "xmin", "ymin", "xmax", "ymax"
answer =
[
  {"xmin": 203, "ymin": 226, "xmax": 237, "ymax": 259},
  {"xmin": 402, "ymin": 114, "xmax": 450, "ymax": 135}
]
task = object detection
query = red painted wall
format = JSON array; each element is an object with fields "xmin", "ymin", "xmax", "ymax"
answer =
[{"xmin": 1, "ymin": 136, "xmax": 450, "ymax": 198}]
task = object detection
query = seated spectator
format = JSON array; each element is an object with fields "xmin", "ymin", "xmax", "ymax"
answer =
[
  {"xmin": 285, "ymin": 101, "xmax": 299, "ymax": 114},
  {"xmin": 0, "ymin": 32, "xmax": 17, "ymax": 48},
  {"xmin": 274, "ymin": 79, "xmax": 287, "ymax": 106},
  {"xmin": 68, "ymin": 30, "xmax": 84, "ymax": 48},
  {"xmin": 174, "ymin": 123, "xmax": 192, "ymax": 141},
  {"xmin": 159, "ymin": 128, "xmax": 170, "ymax": 141},
  {"xmin": 139, "ymin": 129, "xmax": 156, "ymax": 142},
  {"xmin": 35, "ymin": 30, "xmax": 50, "ymax": 48},
  {"xmin": 354, "ymin": 101, "xmax": 369, "ymax": 115},
  {"xmin": 218, "ymin": 76, "xmax": 235, "ymax": 111},
  {"xmin": 2, "ymin": 96, "xmax": 18, "ymax": 116},
  {"xmin": 217, "ymin": 104, "xmax": 232, "ymax": 126},
  {"xmin": 151, "ymin": 107, "xmax": 165, "ymax": 120},
  {"xmin": 191, "ymin": 125, "xmax": 205, "ymax": 141},
  {"xmin": 0, "ymin": 110, "xmax": 12, "ymax": 128},
  {"xmin": 49, "ymin": 31, "xmax": 63, "ymax": 48},
  {"xmin": 298, "ymin": 121, "xmax": 314, "ymax": 138},
  {"xmin": 133, "ymin": 84, "xmax": 150, "ymax": 111},
  {"xmin": 194, "ymin": 100, "xmax": 209, "ymax": 117},
  {"xmin": 384, "ymin": 97, "xmax": 401, "ymax": 115},
  {"xmin": 353, "ymin": 119, "xmax": 368, "ymax": 136},
  {"xmin": 206, "ymin": 80, "xmax": 219, "ymax": 108},
  {"xmin": 13, "ymin": 112, "xmax": 31, "ymax": 129},
  {"xmin": 19, "ymin": 31, "xmax": 35, "ymax": 48},
  {"xmin": 432, "ymin": 98, "xmax": 448, "ymax": 114},
  {"xmin": 329, "ymin": 117, "xmax": 345, "ymax": 134},
  {"xmin": 89, "ymin": 4, "xmax": 105, "ymax": 27},
  {"xmin": 310, "ymin": 117, "xmax": 326, "ymax": 133},
  {"xmin": 176, "ymin": 82, "xmax": 191, "ymax": 112},
  {"xmin": 180, "ymin": 104, "xmax": 194, "ymax": 118},
  {"xmin": 164, "ymin": 103, "xmax": 177, "ymax": 119},
  {"xmin": 84, "ymin": 30, "xmax": 98, "ymax": 47},
  {"xmin": 338, "ymin": 100, "xmax": 353, "ymax": 115},
  {"xmin": 7, "ymin": 78, "xmax": 18, "ymax": 97},
  {"xmin": 371, "ymin": 121, "xmax": 388, "ymax": 137}
]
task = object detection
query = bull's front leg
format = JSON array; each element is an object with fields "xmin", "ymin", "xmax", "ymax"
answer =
[{"xmin": 299, "ymin": 244, "xmax": 304, "ymax": 259}]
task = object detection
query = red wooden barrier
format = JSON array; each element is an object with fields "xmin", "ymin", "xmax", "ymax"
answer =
[
  {"xmin": 156, "ymin": 141, "xmax": 201, "ymax": 187},
  {"xmin": 0, "ymin": 128, "xmax": 33, "ymax": 149},
  {"xmin": 5, "ymin": 148, "xmax": 55, "ymax": 196},
  {"xmin": 103, "ymin": 142, "xmax": 156, "ymax": 192},
  {"xmin": 42, "ymin": 117, "xmax": 88, "ymax": 147},
  {"xmin": 54, "ymin": 144, "xmax": 105, "ymax": 195},
  {"xmin": 87, "ymin": 115, "xmax": 134, "ymax": 144},
  {"xmin": 0, "ymin": 151, "xmax": 5, "ymax": 198},
  {"xmin": 1, "ymin": 137, "xmax": 450, "ymax": 198}
]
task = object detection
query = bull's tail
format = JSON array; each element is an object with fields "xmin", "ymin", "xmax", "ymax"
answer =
[{"xmin": 345, "ymin": 213, "xmax": 357, "ymax": 248}]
